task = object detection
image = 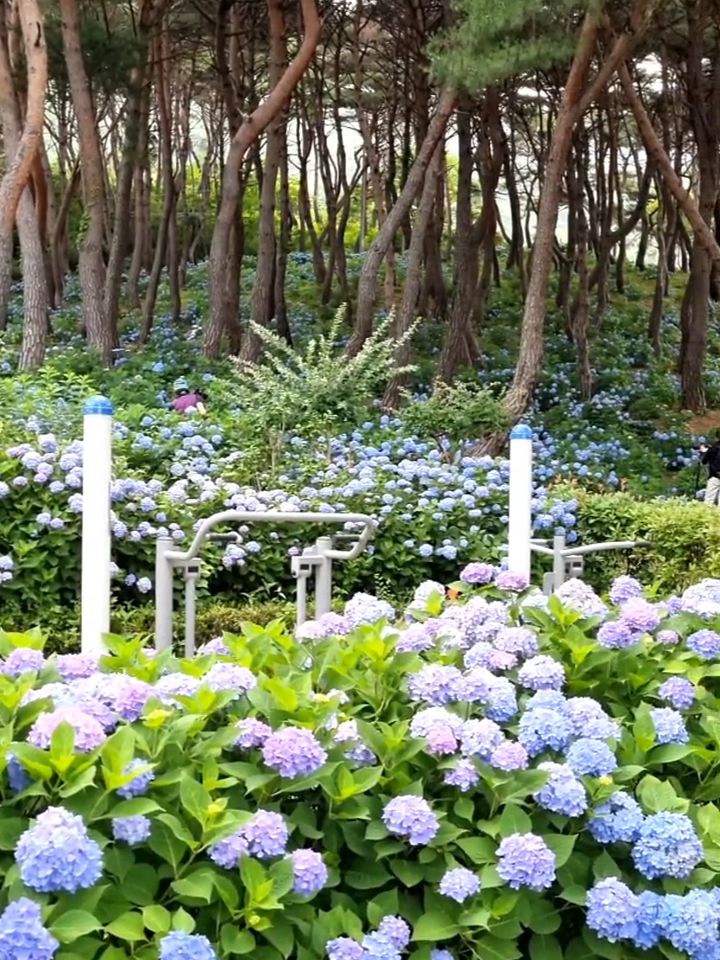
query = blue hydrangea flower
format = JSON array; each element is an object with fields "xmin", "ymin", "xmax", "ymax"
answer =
[
  {"xmin": 439, "ymin": 867, "xmax": 480, "ymax": 903},
  {"xmin": 609, "ymin": 576, "xmax": 643, "ymax": 606},
  {"xmin": 565, "ymin": 738, "xmax": 617, "ymax": 777},
  {"xmin": 203, "ymin": 663, "xmax": 256, "ymax": 697},
  {"xmin": 15, "ymin": 806, "xmax": 103, "ymax": 893},
  {"xmin": 208, "ymin": 830, "xmax": 249, "ymax": 869},
  {"xmin": 460, "ymin": 718, "xmax": 504, "ymax": 760},
  {"xmin": 496, "ymin": 833, "xmax": 556, "ymax": 891},
  {"xmin": 444, "ymin": 758, "xmax": 479, "ymax": 791},
  {"xmin": 597, "ymin": 620, "xmax": 638, "ymax": 649},
  {"xmin": 517, "ymin": 655, "xmax": 565, "ymax": 692},
  {"xmin": 586, "ymin": 878, "xmax": 639, "ymax": 942},
  {"xmin": 159, "ymin": 930, "xmax": 218, "ymax": 960},
  {"xmin": 408, "ymin": 665, "xmax": 463, "ymax": 705},
  {"xmin": 533, "ymin": 762, "xmax": 588, "ymax": 816},
  {"xmin": 262, "ymin": 727, "xmax": 327, "ymax": 778},
  {"xmin": 0, "ymin": 647, "xmax": 45, "ymax": 677},
  {"xmin": 117, "ymin": 759, "xmax": 155, "ymax": 799},
  {"xmin": 659, "ymin": 890, "xmax": 720, "ymax": 957},
  {"xmin": 518, "ymin": 708, "xmax": 572, "ymax": 756},
  {"xmin": 630, "ymin": 890, "xmax": 664, "ymax": 950},
  {"xmin": 326, "ymin": 938, "xmax": 364, "ymax": 960},
  {"xmin": 361, "ymin": 932, "xmax": 401, "ymax": 960},
  {"xmin": 657, "ymin": 677, "xmax": 695, "ymax": 710},
  {"xmin": 6, "ymin": 752, "xmax": 30, "ymax": 794},
  {"xmin": 0, "ymin": 897, "xmax": 59, "ymax": 960},
  {"xmin": 631, "ymin": 812, "xmax": 704, "ymax": 879},
  {"xmin": 588, "ymin": 792, "xmax": 645, "ymax": 844},
  {"xmin": 430, "ymin": 952, "xmax": 454, "ymax": 960},
  {"xmin": 650, "ymin": 707, "xmax": 689, "ymax": 745},
  {"xmin": 235, "ymin": 718, "xmax": 272, "ymax": 749},
  {"xmin": 687, "ymin": 629, "xmax": 720, "ymax": 660},
  {"xmin": 377, "ymin": 917, "xmax": 411, "ymax": 950},
  {"xmin": 290, "ymin": 849, "xmax": 327, "ymax": 895},
  {"xmin": 112, "ymin": 815, "xmax": 152, "ymax": 846},
  {"xmin": 382, "ymin": 795, "xmax": 439, "ymax": 846}
]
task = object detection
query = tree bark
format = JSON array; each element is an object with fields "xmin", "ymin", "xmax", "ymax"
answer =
[{"xmin": 203, "ymin": 0, "xmax": 321, "ymax": 359}]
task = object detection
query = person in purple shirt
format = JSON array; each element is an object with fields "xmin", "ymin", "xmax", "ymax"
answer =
[{"xmin": 171, "ymin": 378, "xmax": 207, "ymax": 415}]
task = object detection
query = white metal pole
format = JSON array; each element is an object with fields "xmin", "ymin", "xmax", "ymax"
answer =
[
  {"xmin": 507, "ymin": 423, "xmax": 533, "ymax": 579},
  {"xmin": 81, "ymin": 396, "xmax": 113, "ymax": 655}
]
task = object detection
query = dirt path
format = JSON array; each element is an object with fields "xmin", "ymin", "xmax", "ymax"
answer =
[{"xmin": 687, "ymin": 411, "xmax": 720, "ymax": 436}]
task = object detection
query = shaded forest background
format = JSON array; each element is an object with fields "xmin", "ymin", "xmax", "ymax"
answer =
[{"xmin": 0, "ymin": 0, "xmax": 718, "ymax": 432}]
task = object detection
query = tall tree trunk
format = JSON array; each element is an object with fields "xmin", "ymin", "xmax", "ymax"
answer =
[
  {"xmin": 203, "ymin": 0, "xmax": 321, "ymax": 359},
  {"xmin": 345, "ymin": 87, "xmax": 457, "ymax": 358},
  {"xmin": 59, "ymin": 0, "xmax": 112, "ymax": 363}
]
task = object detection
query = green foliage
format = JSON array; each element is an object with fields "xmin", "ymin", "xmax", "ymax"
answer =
[
  {"xmin": 400, "ymin": 381, "xmax": 509, "ymax": 454},
  {"xmin": 430, "ymin": 0, "xmax": 587, "ymax": 91}
]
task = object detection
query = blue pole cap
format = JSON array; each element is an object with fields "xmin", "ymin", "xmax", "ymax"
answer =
[
  {"xmin": 510, "ymin": 423, "xmax": 533, "ymax": 440},
  {"xmin": 84, "ymin": 396, "xmax": 114, "ymax": 416}
]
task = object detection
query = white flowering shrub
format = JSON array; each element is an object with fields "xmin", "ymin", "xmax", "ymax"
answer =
[{"xmin": 1, "ymin": 567, "xmax": 720, "ymax": 959}]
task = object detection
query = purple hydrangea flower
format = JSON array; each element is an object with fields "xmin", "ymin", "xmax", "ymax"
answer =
[
  {"xmin": 630, "ymin": 891, "xmax": 664, "ymax": 950},
  {"xmin": 496, "ymin": 833, "xmax": 556, "ymax": 890},
  {"xmin": 517, "ymin": 655, "xmax": 565, "ymax": 692},
  {"xmin": 159, "ymin": 931, "xmax": 217, "ymax": 960},
  {"xmin": 650, "ymin": 707, "xmax": 688, "ymax": 745},
  {"xmin": 460, "ymin": 718, "xmax": 504, "ymax": 760},
  {"xmin": 490, "ymin": 741, "xmax": 529, "ymax": 771},
  {"xmin": 460, "ymin": 562, "xmax": 496, "ymax": 585},
  {"xmin": 687, "ymin": 629, "xmax": 720, "ymax": 660},
  {"xmin": 439, "ymin": 866, "xmax": 480, "ymax": 903},
  {"xmin": 242, "ymin": 810, "xmax": 288, "ymax": 859},
  {"xmin": 564, "ymin": 698, "xmax": 620, "ymax": 740},
  {"xmin": 54, "ymin": 653, "xmax": 98, "ymax": 681},
  {"xmin": 619, "ymin": 598, "xmax": 661, "ymax": 634},
  {"xmin": 155, "ymin": 673, "xmax": 202, "ymax": 705},
  {"xmin": 361, "ymin": 932, "xmax": 400, "ymax": 960},
  {"xmin": 15, "ymin": 807, "xmax": 103, "ymax": 893},
  {"xmin": 494, "ymin": 571, "xmax": 529, "ymax": 592},
  {"xmin": 586, "ymin": 878, "xmax": 639, "ymax": 942},
  {"xmin": 658, "ymin": 677, "xmax": 694, "ymax": 710},
  {"xmin": 203, "ymin": 662, "xmax": 256, "ymax": 697},
  {"xmin": 115, "ymin": 679, "xmax": 154, "ymax": 722},
  {"xmin": 597, "ymin": 620, "xmax": 638, "ymax": 650},
  {"xmin": 518, "ymin": 708, "xmax": 572, "ymax": 756},
  {"xmin": 554, "ymin": 579, "xmax": 607, "ymax": 619},
  {"xmin": 0, "ymin": 647, "xmax": 45, "ymax": 677},
  {"xmin": 395, "ymin": 623, "xmax": 435, "ymax": 653},
  {"xmin": 426, "ymin": 725, "xmax": 458, "ymax": 756},
  {"xmin": 382, "ymin": 795, "xmax": 439, "ymax": 845},
  {"xmin": 631, "ymin": 812, "xmax": 703, "ymax": 879},
  {"xmin": 344, "ymin": 593, "xmax": 395, "ymax": 629},
  {"xmin": 655, "ymin": 629, "xmax": 679, "ymax": 646},
  {"xmin": 443, "ymin": 758, "xmax": 479, "ymax": 791},
  {"xmin": 327, "ymin": 938, "xmax": 364, "ymax": 960},
  {"xmin": 408, "ymin": 665, "xmax": 463, "ymax": 705},
  {"xmin": 297, "ymin": 612, "xmax": 350, "ymax": 641},
  {"xmin": 565, "ymin": 738, "xmax": 617, "ymax": 777},
  {"xmin": 7, "ymin": 752, "xmax": 30, "ymax": 793},
  {"xmin": 412, "ymin": 580, "xmax": 446, "ymax": 605},
  {"xmin": 0, "ymin": 898, "xmax": 59, "ymax": 960},
  {"xmin": 196, "ymin": 637, "xmax": 231, "ymax": 656},
  {"xmin": 235, "ymin": 718, "xmax": 272, "ymax": 749},
  {"xmin": 377, "ymin": 917, "xmax": 411, "ymax": 950},
  {"xmin": 28, "ymin": 706, "xmax": 106, "ymax": 753},
  {"xmin": 112, "ymin": 815, "xmax": 152, "ymax": 846},
  {"xmin": 533, "ymin": 762, "xmax": 588, "ymax": 816},
  {"xmin": 117, "ymin": 759, "xmax": 155, "ymax": 799},
  {"xmin": 494, "ymin": 626, "xmax": 538, "ymax": 658},
  {"xmin": 208, "ymin": 830, "xmax": 249, "ymax": 869},
  {"xmin": 290, "ymin": 848, "xmax": 328, "ymax": 895},
  {"xmin": 262, "ymin": 727, "xmax": 327, "ymax": 778},
  {"xmin": 609, "ymin": 576, "xmax": 643, "ymax": 606}
]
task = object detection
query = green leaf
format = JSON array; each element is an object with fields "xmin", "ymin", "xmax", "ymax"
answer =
[
  {"xmin": 222, "ymin": 926, "xmax": 256, "ymax": 955},
  {"xmin": 412, "ymin": 911, "xmax": 460, "ymax": 941},
  {"xmin": 529, "ymin": 935, "xmax": 564, "ymax": 960},
  {"xmin": 241, "ymin": 856, "xmax": 269, "ymax": 899},
  {"xmin": 148, "ymin": 819, "xmax": 189, "ymax": 871},
  {"xmin": 390, "ymin": 859, "xmax": 425, "ymax": 887},
  {"xmin": 105, "ymin": 911, "xmax": 146, "ymax": 942},
  {"xmin": 637, "ymin": 774, "xmax": 686, "ymax": 814},
  {"xmin": 526, "ymin": 902, "xmax": 561, "ymax": 935},
  {"xmin": 542, "ymin": 834, "xmax": 576, "ymax": 868},
  {"xmin": 172, "ymin": 870, "xmax": 216, "ymax": 904},
  {"xmin": 262, "ymin": 918, "xmax": 295, "ymax": 958},
  {"xmin": 498, "ymin": 804, "xmax": 532, "ymax": 837},
  {"xmin": 457, "ymin": 836, "xmax": 496, "ymax": 864},
  {"xmin": 475, "ymin": 934, "xmax": 522, "ymax": 960},
  {"xmin": 560, "ymin": 885, "xmax": 587, "ymax": 906},
  {"xmin": 50, "ymin": 910, "xmax": 101, "ymax": 943},
  {"xmin": 142, "ymin": 905, "xmax": 171, "ymax": 934},
  {"xmin": 0, "ymin": 817, "xmax": 26, "ymax": 851},
  {"xmin": 592, "ymin": 851, "xmax": 621, "ymax": 881},
  {"xmin": 180, "ymin": 774, "xmax": 212, "ymax": 827},
  {"xmin": 171, "ymin": 908, "xmax": 196, "ymax": 933}
]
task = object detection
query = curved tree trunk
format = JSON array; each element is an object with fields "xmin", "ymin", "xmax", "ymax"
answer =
[{"xmin": 203, "ymin": 0, "xmax": 321, "ymax": 359}]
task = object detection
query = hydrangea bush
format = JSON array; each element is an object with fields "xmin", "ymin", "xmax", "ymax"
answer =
[{"xmin": 2, "ymin": 567, "xmax": 720, "ymax": 959}]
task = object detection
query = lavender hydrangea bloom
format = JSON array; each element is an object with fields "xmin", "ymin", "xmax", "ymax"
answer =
[
  {"xmin": 242, "ymin": 810, "xmax": 289, "ymax": 859},
  {"xmin": 297, "ymin": 612, "xmax": 350, "ymax": 642},
  {"xmin": 159, "ymin": 931, "xmax": 217, "ymax": 960},
  {"xmin": 326, "ymin": 938, "xmax": 364, "ymax": 960},
  {"xmin": 655, "ymin": 629, "xmax": 680, "ymax": 645},
  {"xmin": 262, "ymin": 727, "xmax": 327, "ymax": 778},
  {"xmin": 553, "ymin": 579, "xmax": 608, "ymax": 620},
  {"xmin": 16, "ymin": 806, "xmax": 103, "ymax": 893},
  {"xmin": 631, "ymin": 812, "xmax": 704, "ymax": 879},
  {"xmin": 203, "ymin": 662, "xmax": 256, "ymax": 696},
  {"xmin": 496, "ymin": 833, "xmax": 556, "ymax": 891},
  {"xmin": 362, "ymin": 932, "xmax": 401, "ymax": 960},
  {"xmin": 588, "ymin": 792, "xmax": 645, "ymax": 844},
  {"xmin": 430, "ymin": 952, "xmax": 455, "ymax": 960},
  {"xmin": 344, "ymin": 593, "xmax": 395, "ymax": 628},
  {"xmin": 290, "ymin": 849, "xmax": 328, "ymax": 895},
  {"xmin": 658, "ymin": 677, "xmax": 694, "ymax": 710},
  {"xmin": 460, "ymin": 562, "xmax": 496, "ymax": 585},
  {"xmin": 597, "ymin": 620, "xmax": 639, "ymax": 650},
  {"xmin": 494, "ymin": 570, "xmax": 529, "ymax": 592},
  {"xmin": 412, "ymin": 580, "xmax": 446, "ymax": 605},
  {"xmin": 586, "ymin": 878, "xmax": 639, "ymax": 942},
  {"xmin": 490, "ymin": 741, "xmax": 529, "ymax": 771},
  {"xmin": 395, "ymin": 623, "xmax": 435, "ymax": 653},
  {"xmin": 649, "ymin": 707, "xmax": 689, "ymax": 745},
  {"xmin": 609, "ymin": 575, "xmax": 644, "ymax": 606},
  {"xmin": 687, "ymin": 629, "xmax": 720, "ymax": 660},
  {"xmin": 493, "ymin": 626, "xmax": 538, "ymax": 658},
  {"xmin": 28, "ymin": 706, "xmax": 106, "ymax": 753},
  {"xmin": 0, "ymin": 898, "xmax": 59, "ymax": 960},
  {"xmin": 408, "ymin": 665, "xmax": 463, "ymax": 705},
  {"xmin": 439, "ymin": 867, "xmax": 480, "ymax": 903},
  {"xmin": 155, "ymin": 672, "xmax": 202, "ymax": 705},
  {"xmin": 382, "ymin": 795, "xmax": 439, "ymax": 845},
  {"xmin": 196, "ymin": 636, "xmax": 231, "ymax": 656},
  {"xmin": 460, "ymin": 718, "xmax": 505, "ymax": 759},
  {"xmin": 517, "ymin": 655, "xmax": 565, "ymax": 692},
  {"xmin": 518, "ymin": 708, "xmax": 572, "ymax": 756},
  {"xmin": 410, "ymin": 707, "xmax": 464, "ymax": 739},
  {"xmin": 564, "ymin": 697, "xmax": 620, "ymax": 740},
  {"xmin": 115, "ymin": 679, "xmax": 154, "ymax": 722},
  {"xmin": 235, "ymin": 718, "xmax": 272, "ymax": 749},
  {"xmin": 117, "ymin": 759, "xmax": 155, "ymax": 799},
  {"xmin": 565, "ymin": 738, "xmax": 617, "ymax": 777},
  {"xmin": 112, "ymin": 815, "xmax": 152, "ymax": 846},
  {"xmin": 0, "ymin": 647, "xmax": 45, "ymax": 677},
  {"xmin": 485, "ymin": 677, "xmax": 518, "ymax": 722},
  {"xmin": 54, "ymin": 653, "xmax": 98, "ymax": 681},
  {"xmin": 425, "ymin": 725, "xmax": 458, "ymax": 756},
  {"xmin": 619, "ymin": 598, "xmax": 662, "ymax": 634},
  {"xmin": 444, "ymin": 758, "xmax": 479, "ymax": 791},
  {"xmin": 533, "ymin": 762, "xmax": 588, "ymax": 816},
  {"xmin": 377, "ymin": 917, "xmax": 411, "ymax": 950},
  {"xmin": 208, "ymin": 830, "xmax": 249, "ymax": 869},
  {"xmin": 680, "ymin": 579, "xmax": 720, "ymax": 618}
]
